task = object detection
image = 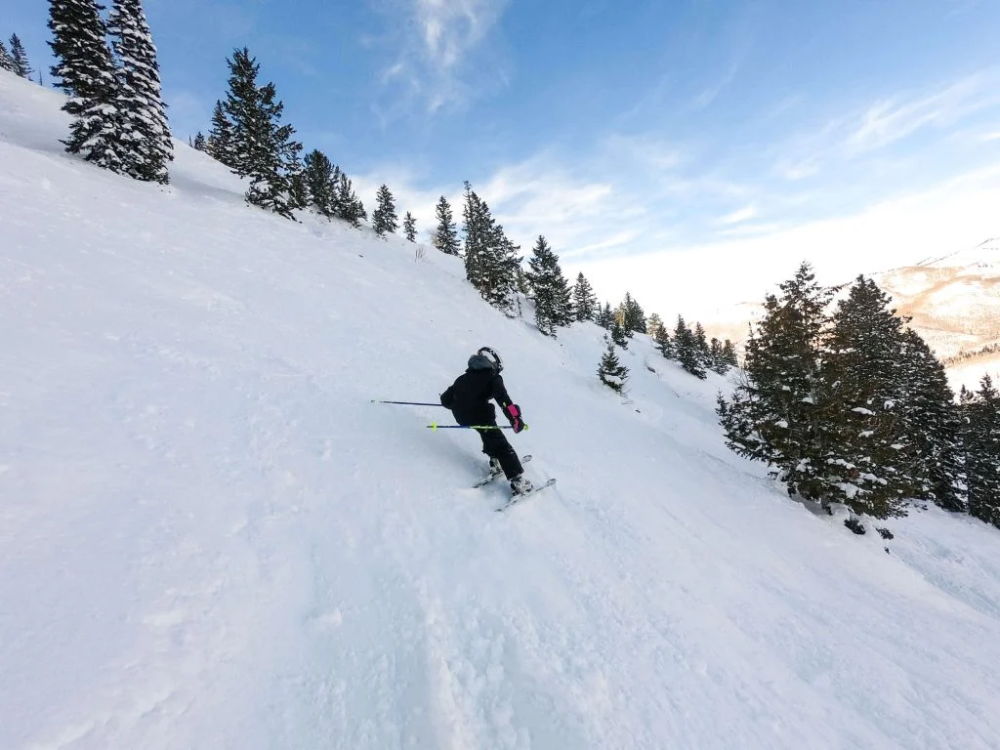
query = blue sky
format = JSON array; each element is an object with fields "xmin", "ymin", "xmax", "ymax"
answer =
[{"xmin": 6, "ymin": 0, "xmax": 1000, "ymax": 313}]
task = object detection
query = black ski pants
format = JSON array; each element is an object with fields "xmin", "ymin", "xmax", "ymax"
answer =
[{"xmin": 476, "ymin": 426, "xmax": 523, "ymax": 479}]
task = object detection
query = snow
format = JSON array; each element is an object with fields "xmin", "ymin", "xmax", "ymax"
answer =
[{"xmin": 3, "ymin": 69, "xmax": 1000, "ymax": 749}]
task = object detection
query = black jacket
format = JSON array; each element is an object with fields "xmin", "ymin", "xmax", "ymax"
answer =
[{"xmin": 440, "ymin": 368, "xmax": 514, "ymax": 426}]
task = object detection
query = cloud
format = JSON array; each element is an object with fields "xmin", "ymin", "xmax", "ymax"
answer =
[
  {"xmin": 375, "ymin": 0, "xmax": 510, "ymax": 114},
  {"xmin": 718, "ymin": 204, "xmax": 757, "ymax": 225},
  {"xmin": 691, "ymin": 60, "xmax": 740, "ymax": 110}
]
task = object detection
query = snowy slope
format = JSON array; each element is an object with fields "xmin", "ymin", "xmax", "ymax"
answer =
[{"xmin": 3, "ymin": 69, "xmax": 1000, "ymax": 750}]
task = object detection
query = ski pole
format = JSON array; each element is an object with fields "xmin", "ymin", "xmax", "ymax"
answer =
[
  {"xmin": 426, "ymin": 422, "xmax": 528, "ymax": 431},
  {"xmin": 370, "ymin": 400, "xmax": 447, "ymax": 407}
]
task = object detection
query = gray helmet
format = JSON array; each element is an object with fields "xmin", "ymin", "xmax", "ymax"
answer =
[{"xmin": 468, "ymin": 346, "xmax": 503, "ymax": 373}]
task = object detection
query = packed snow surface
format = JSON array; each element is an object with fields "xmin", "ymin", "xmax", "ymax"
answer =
[{"xmin": 2, "ymin": 71, "xmax": 1000, "ymax": 750}]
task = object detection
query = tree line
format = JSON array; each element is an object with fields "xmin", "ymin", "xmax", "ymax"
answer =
[{"xmin": 717, "ymin": 262, "xmax": 1000, "ymax": 532}]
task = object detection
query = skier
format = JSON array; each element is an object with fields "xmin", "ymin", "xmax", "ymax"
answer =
[{"xmin": 440, "ymin": 347, "xmax": 533, "ymax": 495}]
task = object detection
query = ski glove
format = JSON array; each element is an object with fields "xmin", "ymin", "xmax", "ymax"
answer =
[{"xmin": 504, "ymin": 403, "xmax": 525, "ymax": 433}]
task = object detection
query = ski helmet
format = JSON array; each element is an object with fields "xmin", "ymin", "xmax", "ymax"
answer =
[{"xmin": 476, "ymin": 346, "xmax": 503, "ymax": 373}]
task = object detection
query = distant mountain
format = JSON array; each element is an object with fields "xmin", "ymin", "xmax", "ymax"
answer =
[
  {"xmin": 703, "ymin": 238, "xmax": 1000, "ymax": 391},
  {"xmin": 875, "ymin": 238, "xmax": 1000, "ymax": 390}
]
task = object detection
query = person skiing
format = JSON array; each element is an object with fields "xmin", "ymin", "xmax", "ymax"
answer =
[{"xmin": 440, "ymin": 347, "xmax": 533, "ymax": 495}]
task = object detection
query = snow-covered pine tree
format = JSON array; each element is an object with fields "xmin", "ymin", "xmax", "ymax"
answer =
[
  {"xmin": 372, "ymin": 184, "xmax": 399, "ymax": 237},
  {"xmin": 960, "ymin": 375, "xmax": 1000, "ymax": 529},
  {"xmin": 721, "ymin": 339, "xmax": 739, "ymax": 368},
  {"xmin": 192, "ymin": 131, "xmax": 206, "ymax": 151},
  {"xmin": 403, "ymin": 212, "xmax": 417, "ymax": 242},
  {"xmin": 673, "ymin": 316, "xmax": 706, "ymax": 379},
  {"xmin": 108, "ymin": 0, "xmax": 173, "ymax": 184},
  {"xmin": 598, "ymin": 336, "xmax": 629, "ymax": 394},
  {"xmin": 335, "ymin": 172, "xmax": 366, "ymax": 227},
  {"xmin": 206, "ymin": 100, "xmax": 236, "ymax": 166},
  {"xmin": 572, "ymin": 272, "xmax": 598, "ymax": 321},
  {"xmin": 433, "ymin": 196, "xmax": 460, "ymax": 255},
  {"xmin": 223, "ymin": 48, "xmax": 301, "ymax": 218},
  {"xmin": 693, "ymin": 322, "xmax": 711, "ymax": 366},
  {"xmin": 302, "ymin": 149, "xmax": 336, "ymax": 218},
  {"xmin": 717, "ymin": 263, "xmax": 830, "ymax": 501},
  {"xmin": 48, "ymin": 0, "xmax": 125, "ymax": 172},
  {"xmin": 897, "ymin": 329, "xmax": 964, "ymax": 512},
  {"xmin": 708, "ymin": 338, "xmax": 731, "ymax": 374},
  {"xmin": 285, "ymin": 143, "xmax": 307, "ymax": 211},
  {"xmin": 526, "ymin": 236, "xmax": 573, "ymax": 336},
  {"xmin": 480, "ymin": 221, "xmax": 522, "ymax": 315},
  {"xmin": 462, "ymin": 182, "xmax": 489, "ymax": 285},
  {"xmin": 819, "ymin": 276, "xmax": 917, "ymax": 519},
  {"xmin": 611, "ymin": 316, "xmax": 629, "ymax": 349},
  {"xmin": 647, "ymin": 313, "xmax": 664, "ymax": 340},
  {"xmin": 653, "ymin": 322, "xmax": 673, "ymax": 358},
  {"xmin": 9, "ymin": 34, "xmax": 32, "ymax": 79},
  {"xmin": 0, "ymin": 38, "xmax": 14, "ymax": 72}
]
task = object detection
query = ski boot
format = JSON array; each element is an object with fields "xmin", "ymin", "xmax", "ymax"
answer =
[
  {"xmin": 488, "ymin": 457, "xmax": 503, "ymax": 480},
  {"xmin": 510, "ymin": 474, "xmax": 534, "ymax": 496}
]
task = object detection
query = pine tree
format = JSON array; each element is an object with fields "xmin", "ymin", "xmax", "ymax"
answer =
[
  {"xmin": 572, "ymin": 272, "xmax": 599, "ymax": 322},
  {"xmin": 708, "ymin": 338, "xmax": 730, "ymax": 375},
  {"xmin": 897, "ymin": 329, "xmax": 964, "ymax": 512},
  {"xmin": 694, "ymin": 322, "xmax": 711, "ymax": 368},
  {"xmin": 403, "ymin": 211, "xmax": 417, "ymax": 242},
  {"xmin": 335, "ymin": 172, "xmax": 366, "ymax": 227},
  {"xmin": 596, "ymin": 302, "xmax": 613, "ymax": 329},
  {"xmin": 647, "ymin": 313, "xmax": 665, "ymax": 341},
  {"xmin": 223, "ymin": 48, "xmax": 301, "ymax": 218},
  {"xmin": 433, "ymin": 196, "xmax": 460, "ymax": 255},
  {"xmin": 192, "ymin": 131, "xmax": 206, "ymax": 151},
  {"xmin": 611, "ymin": 316, "xmax": 629, "ymax": 349},
  {"xmin": 48, "ymin": 0, "xmax": 125, "ymax": 172},
  {"xmin": 960, "ymin": 375, "xmax": 1000, "ymax": 529},
  {"xmin": 372, "ymin": 184, "xmax": 399, "ymax": 237},
  {"xmin": 9, "ymin": 34, "xmax": 32, "ymax": 79},
  {"xmin": 819, "ymin": 276, "xmax": 916, "ymax": 519},
  {"xmin": 285, "ymin": 144, "xmax": 307, "ymax": 211},
  {"xmin": 462, "ymin": 182, "xmax": 489, "ymax": 285},
  {"xmin": 206, "ymin": 100, "xmax": 236, "ymax": 166},
  {"xmin": 598, "ymin": 336, "xmax": 629, "ymax": 394},
  {"xmin": 674, "ymin": 316, "xmax": 706, "ymax": 379},
  {"xmin": 721, "ymin": 339, "xmax": 739, "ymax": 368},
  {"xmin": 0, "ymin": 39, "xmax": 14, "ymax": 72},
  {"xmin": 717, "ymin": 263, "xmax": 830, "ymax": 500},
  {"xmin": 526, "ymin": 236, "xmax": 573, "ymax": 336},
  {"xmin": 462, "ymin": 183, "xmax": 520, "ymax": 314},
  {"xmin": 108, "ymin": 0, "xmax": 173, "ymax": 184},
  {"xmin": 302, "ymin": 149, "xmax": 336, "ymax": 217},
  {"xmin": 619, "ymin": 292, "xmax": 646, "ymax": 334},
  {"xmin": 653, "ymin": 322, "xmax": 673, "ymax": 358}
]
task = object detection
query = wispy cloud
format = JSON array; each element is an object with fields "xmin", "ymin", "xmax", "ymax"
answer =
[
  {"xmin": 375, "ymin": 0, "xmax": 510, "ymax": 114},
  {"xmin": 691, "ymin": 60, "xmax": 740, "ymax": 110},
  {"xmin": 718, "ymin": 204, "xmax": 757, "ymax": 225}
]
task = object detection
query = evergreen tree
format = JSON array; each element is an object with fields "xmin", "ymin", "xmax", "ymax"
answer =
[
  {"xmin": 596, "ymin": 301, "xmax": 613, "ymax": 329},
  {"xmin": 462, "ymin": 182, "xmax": 489, "ymax": 285},
  {"xmin": 301, "ymin": 149, "xmax": 333, "ymax": 217},
  {"xmin": 721, "ymin": 339, "xmax": 739, "ymax": 368},
  {"xmin": 335, "ymin": 172, "xmax": 366, "ymax": 227},
  {"xmin": 619, "ymin": 292, "xmax": 646, "ymax": 334},
  {"xmin": 432, "ymin": 196, "xmax": 460, "ymax": 255},
  {"xmin": 192, "ymin": 131, "xmax": 206, "ymax": 151},
  {"xmin": 819, "ymin": 276, "xmax": 916, "ymax": 519},
  {"xmin": 674, "ymin": 316, "xmax": 706, "ymax": 379},
  {"xmin": 526, "ymin": 235, "xmax": 573, "ymax": 336},
  {"xmin": 108, "ymin": 0, "xmax": 173, "ymax": 184},
  {"xmin": 9, "ymin": 34, "xmax": 32, "ymax": 79},
  {"xmin": 572, "ymin": 272, "xmax": 599, "ymax": 321},
  {"xmin": 206, "ymin": 99, "xmax": 236, "ymax": 166},
  {"xmin": 708, "ymin": 338, "xmax": 730, "ymax": 375},
  {"xmin": 0, "ymin": 38, "xmax": 14, "ymax": 72},
  {"xmin": 717, "ymin": 263, "xmax": 830, "ymax": 501},
  {"xmin": 403, "ymin": 211, "xmax": 417, "ymax": 242},
  {"xmin": 372, "ymin": 184, "xmax": 399, "ymax": 237},
  {"xmin": 598, "ymin": 336, "xmax": 629, "ymax": 394},
  {"xmin": 960, "ymin": 375, "xmax": 1000, "ymax": 528},
  {"xmin": 285, "ymin": 144, "xmax": 307, "ymax": 211},
  {"xmin": 462, "ymin": 183, "xmax": 520, "ymax": 314},
  {"xmin": 693, "ymin": 322, "xmax": 711, "ymax": 366},
  {"xmin": 611, "ymin": 316, "xmax": 629, "ymax": 349},
  {"xmin": 48, "ymin": 0, "xmax": 125, "ymax": 172},
  {"xmin": 223, "ymin": 48, "xmax": 301, "ymax": 218},
  {"xmin": 653, "ymin": 322, "xmax": 673, "ymax": 359},
  {"xmin": 897, "ymin": 329, "xmax": 964, "ymax": 512},
  {"xmin": 647, "ymin": 313, "xmax": 665, "ymax": 341}
]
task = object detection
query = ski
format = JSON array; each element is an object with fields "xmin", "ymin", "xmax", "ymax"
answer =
[
  {"xmin": 472, "ymin": 454, "xmax": 532, "ymax": 488},
  {"xmin": 495, "ymin": 478, "xmax": 557, "ymax": 512}
]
